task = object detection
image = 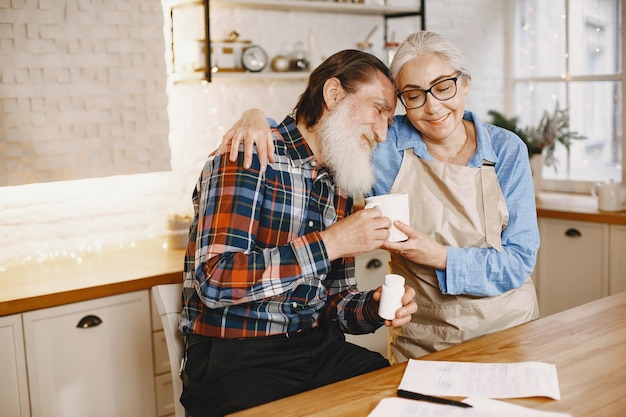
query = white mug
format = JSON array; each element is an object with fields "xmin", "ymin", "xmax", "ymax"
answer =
[
  {"xmin": 364, "ymin": 193, "xmax": 410, "ymax": 242},
  {"xmin": 591, "ymin": 180, "xmax": 626, "ymax": 212}
]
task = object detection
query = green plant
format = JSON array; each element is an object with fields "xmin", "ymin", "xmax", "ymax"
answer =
[{"xmin": 488, "ymin": 102, "xmax": 586, "ymax": 172}]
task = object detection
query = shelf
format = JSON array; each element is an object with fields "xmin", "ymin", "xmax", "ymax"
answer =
[
  {"xmin": 166, "ymin": 0, "xmax": 425, "ymax": 83},
  {"xmin": 172, "ymin": 70, "xmax": 310, "ymax": 83},
  {"xmin": 211, "ymin": 0, "xmax": 421, "ymax": 16},
  {"xmin": 212, "ymin": 71, "xmax": 310, "ymax": 80}
]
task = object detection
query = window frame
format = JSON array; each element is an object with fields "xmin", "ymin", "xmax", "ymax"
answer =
[{"xmin": 508, "ymin": 0, "xmax": 625, "ymax": 193}]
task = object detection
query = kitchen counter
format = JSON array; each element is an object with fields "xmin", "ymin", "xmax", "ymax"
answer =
[
  {"xmin": 0, "ymin": 239, "xmax": 185, "ymax": 317},
  {"xmin": 1, "ymin": 192, "xmax": 624, "ymax": 317},
  {"xmin": 536, "ymin": 191, "xmax": 626, "ymax": 225}
]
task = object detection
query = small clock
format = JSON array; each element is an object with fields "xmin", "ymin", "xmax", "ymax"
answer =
[{"xmin": 241, "ymin": 45, "xmax": 269, "ymax": 72}]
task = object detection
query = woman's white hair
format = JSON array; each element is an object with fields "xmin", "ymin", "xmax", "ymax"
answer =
[{"xmin": 390, "ymin": 30, "xmax": 471, "ymax": 83}]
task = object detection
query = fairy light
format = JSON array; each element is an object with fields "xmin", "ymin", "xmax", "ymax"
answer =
[{"xmin": 0, "ymin": 238, "xmax": 156, "ymax": 273}]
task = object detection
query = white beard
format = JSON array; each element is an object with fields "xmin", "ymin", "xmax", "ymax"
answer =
[{"xmin": 318, "ymin": 98, "xmax": 377, "ymax": 197}]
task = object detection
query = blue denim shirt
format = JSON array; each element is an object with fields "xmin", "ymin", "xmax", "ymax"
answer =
[{"xmin": 372, "ymin": 110, "xmax": 539, "ymax": 296}]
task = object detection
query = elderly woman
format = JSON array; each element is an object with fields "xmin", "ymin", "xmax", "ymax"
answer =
[{"xmin": 219, "ymin": 30, "xmax": 540, "ymax": 363}]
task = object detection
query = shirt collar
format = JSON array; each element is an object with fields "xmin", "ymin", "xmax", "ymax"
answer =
[
  {"xmin": 394, "ymin": 110, "xmax": 498, "ymax": 168},
  {"xmin": 276, "ymin": 116, "xmax": 318, "ymax": 169}
]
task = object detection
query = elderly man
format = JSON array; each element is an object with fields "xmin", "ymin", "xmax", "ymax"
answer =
[{"xmin": 179, "ymin": 49, "xmax": 417, "ymax": 417}]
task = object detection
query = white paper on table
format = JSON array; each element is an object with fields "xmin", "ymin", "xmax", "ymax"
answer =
[
  {"xmin": 398, "ymin": 360, "xmax": 561, "ymax": 400},
  {"xmin": 464, "ymin": 397, "xmax": 570, "ymax": 416},
  {"xmin": 368, "ymin": 397, "xmax": 571, "ymax": 417}
]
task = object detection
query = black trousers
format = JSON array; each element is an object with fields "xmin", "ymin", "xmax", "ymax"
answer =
[{"xmin": 180, "ymin": 320, "xmax": 389, "ymax": 417}]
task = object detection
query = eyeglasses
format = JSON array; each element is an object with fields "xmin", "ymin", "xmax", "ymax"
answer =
[{"xmin": 397, "ymin": 72, "xmax": 462, "ymax": 109}]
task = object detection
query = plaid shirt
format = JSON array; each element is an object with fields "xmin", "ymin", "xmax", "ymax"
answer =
[{"xmin": 180, "ymin": 116, "xmax": 382, "ymax": 339}]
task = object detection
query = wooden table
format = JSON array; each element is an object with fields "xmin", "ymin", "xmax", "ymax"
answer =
[{"xmin": 229, "ymin": 291, "xmax": 626, "ymax": 417}]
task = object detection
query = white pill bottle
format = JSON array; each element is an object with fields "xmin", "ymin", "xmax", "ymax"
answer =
[{"xmin": 378, "ymin": 274, "xmax": 405, "ymax": 320}]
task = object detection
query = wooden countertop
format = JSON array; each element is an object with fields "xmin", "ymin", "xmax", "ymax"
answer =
[
  {"xmin": 1, "ymin": 192, "xmax": 623, "ymax": 317},
  {"xmin": 537, "ymin": 192, "xmax": 626, "ymax": 225},
  {"xmin": 0, "ymin": 239, "xmax": 185, "ymax": 317},
  {"xmin": 229, "ymin": 291, "xmax": 626, "ymax": 417}
]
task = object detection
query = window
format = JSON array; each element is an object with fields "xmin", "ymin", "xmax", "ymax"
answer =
[{"xmin": 513, "ymin": 0, "xmax": 623, "ymax": 192}]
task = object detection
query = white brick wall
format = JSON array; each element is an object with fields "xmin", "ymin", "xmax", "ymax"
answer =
[
  {"xmin": 0, "ymin": 0, "xmax": 511, "ymax": 265},
  {"xmin": 0, "ymin": 0, "xmax": 170, "ymax": 186}
]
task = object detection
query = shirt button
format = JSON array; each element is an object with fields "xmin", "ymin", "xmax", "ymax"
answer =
[
  {"xmin": 308, "ymin": 221, "xmax": 314, "ymax": 227},
  {"xmin": 292, "ymin": 302, "xmax": 298, "ymax": 308}
]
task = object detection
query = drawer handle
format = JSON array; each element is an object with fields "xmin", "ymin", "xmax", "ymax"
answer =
[
  {"xmin": 366, "ymin": 258, "xmax": 382, "ymax": 269},
  {"xmin": 565, "ymin": 228, "xmax": 582, "ymax": 238},
  {"xmin": 76, "ymin": 315, "xmax": 103, "ymax": 329}
]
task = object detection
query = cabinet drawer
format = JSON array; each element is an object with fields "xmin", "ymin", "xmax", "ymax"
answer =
[
  {"xmin": 610, "ymin": 225, "xmax": 626, "ymax": 295},
  {"xmin": 345, "ymin": 249, "xmax": 391, "ymax": 358},
  {"xmin": 22, "ymin": 291, "xmax": 155, "ymax": 417},
  {"xmin": 354, "ymin": 248, "xmax": 390, "ymax": 290},
  {"xmin": 537, "ymin": 218, "xmax": 609, "ymax": 316},
  {"xmin": 153, "ymin": 330, "xmax": 170, "ymax": 375},
  {"xmin": 151, "ymin": 292, "xmax": 164, "ymax": 331},
  {"xmin": 155, "ymin": 373, "xmax": 175, "ymax": 417}
]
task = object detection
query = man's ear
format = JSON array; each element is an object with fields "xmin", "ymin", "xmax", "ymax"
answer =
[{"xmin": 322, "ymin": 77, "xmax": 348, "ymax": 111}]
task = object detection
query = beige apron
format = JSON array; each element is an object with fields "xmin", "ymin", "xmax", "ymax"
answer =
[{"xmin": 387, "ymin": 149, "xmax": 539, "ymax": 363}]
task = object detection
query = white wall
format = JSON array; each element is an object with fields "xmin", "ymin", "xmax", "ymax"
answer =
[
  {"xmin": 427, "ymin": 0, "xmax": 512, "ymax": 118},
  {"xmin": 0, "ymin": 0, "xmax": 170, "ymax": 186},
  {"xmin": 0, "ymin": 0, "xmax": 511, "ymax": 266}
]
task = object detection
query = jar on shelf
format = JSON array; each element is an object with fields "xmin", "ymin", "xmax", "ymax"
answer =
[
  {"xmin": 357, "ymin": 41, "xmax": 373, "ymax": 55},
  {"xmin": 385, "ymin": 41, "xmax": 400, "ymax": 66},
  {"xmin": 288, "ymin": 41, "xmax": 309, "ymax": 72},
  {"xmin": 210, "ymin": 30, "xmax": 251, "ymax": 72},
  {"xmin": 167, "ymin": 214, "xmax": 192, "ymax": 250}
]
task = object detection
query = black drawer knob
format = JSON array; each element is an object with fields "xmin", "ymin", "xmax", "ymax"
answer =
[
  {"xmin": 76, "ymin": 315, "xmax": 103, "ymax": 329},
  {"xmin": 565, "ymin": 228, "xmax": 582, "ymax": 238},
  {"xmin": 366, "ymin": 258, "xmax": 382, "ymax": 269}
]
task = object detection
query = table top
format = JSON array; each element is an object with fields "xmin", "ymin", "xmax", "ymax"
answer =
[{"xmin": 229, "ymin": 291, "xmax": 626, "ymax": 417}]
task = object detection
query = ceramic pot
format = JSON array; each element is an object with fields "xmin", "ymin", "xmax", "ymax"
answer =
[{"xmin": 591, "ymin": 179, "xmax": 626, "ymax": 212}]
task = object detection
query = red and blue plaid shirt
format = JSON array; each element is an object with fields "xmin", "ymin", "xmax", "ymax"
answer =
[{"xmin": 180, "ymin": 116, "xmax": 382, "ymax": 339}]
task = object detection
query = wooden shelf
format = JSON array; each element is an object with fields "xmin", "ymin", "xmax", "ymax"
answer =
[
  {"xmin": 167, "ymin": 0, "xmax": 424, "ymax": 83},
  {"xmin": 212, "ymin": 70, "xmax": 309, "ymax": 80},
  {"xmin": 211, "ymin": 0, "xmax": 421, "ymax": 16},
  {"xmin": 171, "ymin": 70, "xmax": 309, "ymax": 83}
]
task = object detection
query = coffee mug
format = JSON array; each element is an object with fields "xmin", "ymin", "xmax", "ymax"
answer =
[
  {"xmin": 591, "ymin": 180, "xmax": 626, "ymax": 212},
  {"xmin": 364, "ymin": 193, "xmax": 410, "ymax": 242}
]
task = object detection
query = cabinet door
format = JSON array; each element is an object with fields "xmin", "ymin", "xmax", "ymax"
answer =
[
  {"xmin": 0, "ymin": 314, "xmax": 30, "ymax": 417},
  {"xmin": 23, "ymin": 291, "xmax": 155, "ymax": 417},
  {"xmin": 609, "ymin": 225, "xmax": 626, "ymax": 295},
  {"xmin": 537, "ymin": 218, "xmax": 609, "ymax": 316},
  {"xmin": 345, "ymin": 249, "xmax": 390, "ymax": 358}
]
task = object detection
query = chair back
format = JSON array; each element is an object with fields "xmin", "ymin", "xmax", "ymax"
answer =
[{"xmin": 152, "ymin": 283, "xmax": 186, "ymax": 417}]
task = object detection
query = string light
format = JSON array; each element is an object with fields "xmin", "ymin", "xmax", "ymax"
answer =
[{"xmin": 0, "ymin": 238, "xmax": 162, "ymax": 273}]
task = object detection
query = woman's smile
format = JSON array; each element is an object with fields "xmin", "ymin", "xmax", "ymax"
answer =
[{"xmin": 428, "ymin": 112, "xmax": 451, "ymax": 125}]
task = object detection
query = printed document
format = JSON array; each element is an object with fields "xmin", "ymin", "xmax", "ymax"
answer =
[{"xmin": 398, "ymin": 360, "xmax": 561, "ymax": 400}]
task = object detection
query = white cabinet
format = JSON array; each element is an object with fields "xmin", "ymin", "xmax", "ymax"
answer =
[
  {"xmin": 0, "ymin": 314, "xmax": 30, "ymax": 417},
  {"xmin": 536, "ymin": 218, "xmax": 610, "ymax": 316},
  {"xmin": 22, "ymin": 291, "xmax": 156, "ymax": 417},
  {"xmin": 151, "ymin": 294, "xmax": 176, "ymax": 417},
  {"xmin": 609, "ymin": 225, "xmax": 626, "ymax": 295},
  {"xmin": 345, "ymin": 249, "xmax": 390, "ymax": 358}
]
